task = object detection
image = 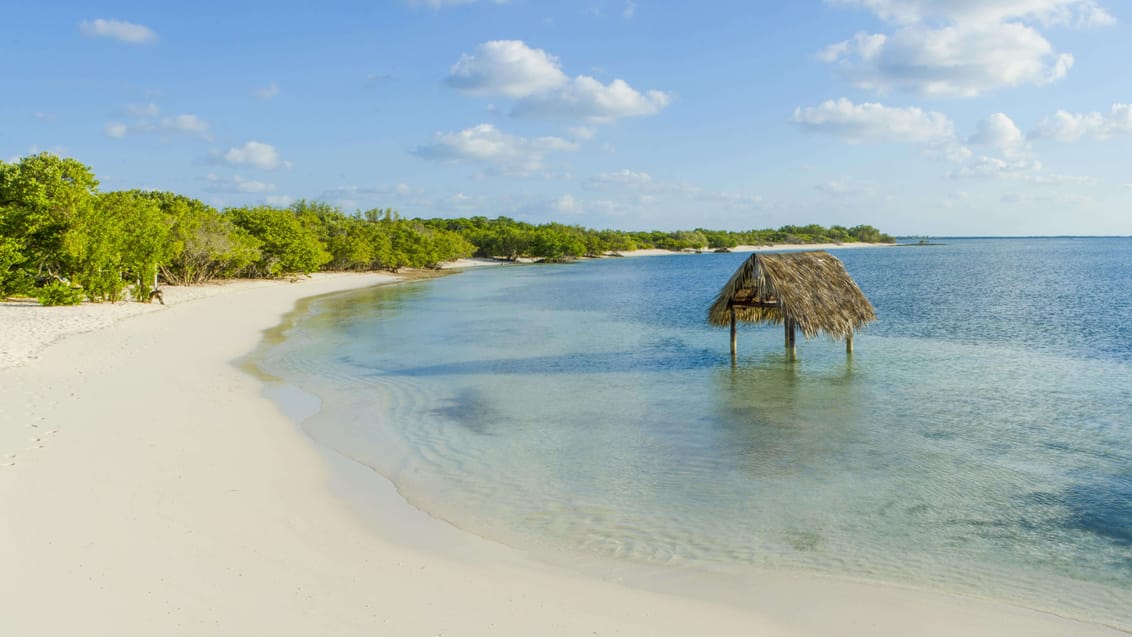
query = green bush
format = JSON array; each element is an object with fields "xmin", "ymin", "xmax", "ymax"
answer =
[{"xmin": 35, "ymin": 281, "xmax": 84, "ymax": 306}]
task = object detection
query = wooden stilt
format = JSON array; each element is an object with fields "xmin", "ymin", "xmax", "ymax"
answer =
[
  {"xmin": 729, "ymin": 307, "xmax": 737, "ymax": 357},
  {"xmin": 785, "ymin": 318, "xmax": 796, "ymax": 361},
  {"xmin": 846, "ymin": 334, "xmax": 854, "ymax": 354}
]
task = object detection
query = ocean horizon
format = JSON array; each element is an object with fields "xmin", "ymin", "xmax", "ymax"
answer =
[{"xmin": 253, "ymin": 238, "xmax": 1132, "ymax": 630}]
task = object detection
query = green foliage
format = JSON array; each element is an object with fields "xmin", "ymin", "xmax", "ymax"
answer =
[
  {"xmin": 846, "ymin": 224, "xmax": 892, "ymax": 243},
  {"xmin": 141, "ymin": 192, "xmax": 261, "ymax": 284},
  {"xmin": 0, "ymin": 237, "xmax": 30, "ymax": 297},
  {"xmin": 226, "ymin": 206, "xmax": 331, "ymax": 277},
  {"xmin": 0, "ymin": 153, "xmax": 99, "ymax": 282},
  {"xmin": 35, "ymin": 281, "xmax": 84, "ymax": 306},
  {"xmin": 1, "ymin": 152, "xmax": 895, "ymax": 303}
]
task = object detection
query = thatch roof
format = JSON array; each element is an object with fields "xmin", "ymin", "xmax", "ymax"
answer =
[{"xmin": 707, "ymin": 251, "xmax": 875, "ymax": 339}]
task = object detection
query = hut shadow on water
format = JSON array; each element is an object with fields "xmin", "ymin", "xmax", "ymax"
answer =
[{"xmin": 709, "ymin": 353, "xmax": 865, "ymax": 479}]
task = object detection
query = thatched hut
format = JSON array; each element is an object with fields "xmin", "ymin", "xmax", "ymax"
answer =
[{"xmin": 708, "ymin": 251, "xmax": 875, "ymax": 358}]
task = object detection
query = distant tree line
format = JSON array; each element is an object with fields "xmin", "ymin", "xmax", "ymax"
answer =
[{"xmin": 0, "ymin": 153, "xmax": 892, "ymax": 305}]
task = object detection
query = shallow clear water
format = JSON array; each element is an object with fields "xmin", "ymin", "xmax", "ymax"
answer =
[{"xmin": 256, "ymin": 239, "xmax": 1132, "ymax": 629}]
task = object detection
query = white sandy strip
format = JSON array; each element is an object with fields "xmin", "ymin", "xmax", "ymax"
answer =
[
  {"xmin": 616, "ymin": 243, "xmax": 893, "ymax": 257},
  {"xmin": 0, "ymin": 274, "xmax": 1123, "ymax": 636}
]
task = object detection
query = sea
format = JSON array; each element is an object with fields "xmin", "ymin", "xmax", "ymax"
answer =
[{"xmin": 252, "ymin": 238, "xmax": 1132, "ymax": 630}]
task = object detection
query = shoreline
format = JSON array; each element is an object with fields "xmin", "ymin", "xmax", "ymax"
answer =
[{"xmin": 1, "ymin": 271, "xmax": 1125, "ymax": 635}]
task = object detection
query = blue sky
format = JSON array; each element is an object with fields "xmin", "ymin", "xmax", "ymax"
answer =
[{"xmin": 3, "ymin": 0, "xmax": 1130, "ymax": 235}]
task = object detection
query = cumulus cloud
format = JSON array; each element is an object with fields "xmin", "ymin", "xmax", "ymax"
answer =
[
  {"xmin": 104, "ymin": 108, "xmax": 210, "ymax": 140},
  {"xmin": 969, "ymin": 112, "xmax": 1026, "ymax": 155},
  {"xmin": 1030, "ymin": 104, "xmax": 1132, "ymax": 141},
  {"xmin": 412, "ymin": 123, "xmax": 577, "ymax": 174},
  {"xmin": 825, "ymin": 0, "xmax": 1115, "ymax": 27},
  {"xmin": 203, "ymin": 173, "xmax": 276, "ymax": 193},
  {"xmin": 512, "ymin": 77, "xmax": 670, "ymax": 122},
  {"xmin": 79, "ymin": 18, "xmax": 157, "ymax": 44},
  {"xmin": 445, "ymin": 40, "xmax": 670, "ymax": 122},
  {"xmin": 820, "ymin": 0, "xmax": 1111, "ymax": 97},
  {"xmin": 821, "ymin": 24, "xmax": 1073, "ymax": 97},
  {"xmin": 446, "ymin": 40, "xmax": 566, "ymax": 97},
  {"xmin": 218, "ymin": 141, "xmax": 291, "ymax": 170},
  {"xmin": 792, "ymin": 98, "xmax": 956, "ymax": 144}
]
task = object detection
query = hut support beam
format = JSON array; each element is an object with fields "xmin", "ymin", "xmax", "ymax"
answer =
[
  {"xmin": 846, "ymin": 335, "xmax": 854, "ymax": 354},
  {"xmin": 785, "ymin": 318, "xmax": 796, "ymax": 360},
  {"xmin": 729, "ymin": 307, "xmax": 737, "ymax": 357}
]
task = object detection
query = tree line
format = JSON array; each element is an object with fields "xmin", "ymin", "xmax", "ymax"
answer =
[{"xmin": 0, "ymin": 153, "xmax": 893, "ymax": 305}]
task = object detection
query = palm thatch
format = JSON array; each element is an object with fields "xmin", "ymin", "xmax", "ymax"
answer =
[{"xmin": 707, "ymin": 251, "xmax": 875, "ymax": 340}]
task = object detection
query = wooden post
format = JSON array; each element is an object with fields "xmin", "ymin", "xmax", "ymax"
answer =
[
  {"xmin": 846, "ymin": 334, "xmax": 854, "ymax": 354},
  {"xmin": 785, "ymin": 317, "xmax": 796, "ymax": 361},
  {"xmin": 729, "ymin": 307, "xmax": 737, "ymax": 357}
]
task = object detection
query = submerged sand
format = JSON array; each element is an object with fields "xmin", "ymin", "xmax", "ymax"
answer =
[{"xmin": 0, "ymin": 271, "xmax": 1123, "ymax": 636}]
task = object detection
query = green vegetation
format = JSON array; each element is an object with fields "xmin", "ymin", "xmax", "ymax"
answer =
[{"xmin": 0, "ymin": 153, "xmax": 893, "ymax": 303}]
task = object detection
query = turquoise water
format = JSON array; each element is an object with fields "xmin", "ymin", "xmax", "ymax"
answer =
[{"xmin": 256, "ymin": 239, "xmax": 1132, "ymax": 629}]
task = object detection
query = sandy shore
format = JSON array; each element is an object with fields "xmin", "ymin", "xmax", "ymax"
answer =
[
  {"xmin": 616, "ymin": 242, "xmax": 893, "ymax": 257},
  {"xmin": 1, "ymin": 272, "xmax": 1124, "ymax": 636}
]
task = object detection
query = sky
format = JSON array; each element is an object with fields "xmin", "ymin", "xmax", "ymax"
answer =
[{"xmin": 2, "ymin": 0, "xmax": 1131, "ymax": 236}]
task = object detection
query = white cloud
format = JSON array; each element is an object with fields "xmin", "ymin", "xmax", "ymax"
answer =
[
  {"xmin": 512, "ymin": 76, "xmax": 670, "ymax": 122},
  {"xmin": 445, "ymin": 40, "xmax": 670, "ymax": 122},
  {"xmin": 219, "ymin": 141, "xmax": 291, "ymax": 170},
  {"xmin": 412, "ymin": 123, "xmax": 577, "ymax": 175},
  {"xmin": 624, "ymin": 0, "xmax": 637, "ymax": 18},
  {"xmin": 104, "ymin": 122, "xmax": 128, "ymax": 138},
  {"xmin": 825, "ymin": 0, "xmax": 1115, "ymax": 27},
  {"xmin": 203, "ymin": 173, "xmax": 276, "ymax": 193},
  {"xmin": 792, "ymin": 98, "xmax": 956, "ymax": 144},
  {"xmin": 587, "ymin": 169, "xmax": 655, "ymax": 188},
  {"xmin": 78, "ymin": 18, "xmax": 157, "ymax": 44},
  {"xmin": 253, "ymin": 82, "xmax": 280, "ymax": 100},
  {"xmin": 161, "ymin": 114, "xmax": 210, "ymax": 137},
  {"xmin": 970, "ymin": 112, "xmax": 1026, "ymax": 155},
  {"xmin": 821, "ymin": 24, "xmax": 1073, "ymax": 97},
  {"xmin": 950, "ymin": 155, "xmax": 1042, "ymax": 179},
  {"xmin": 795, "ymin": 99, "xmax": 1094, "ymax": 186},
  {"xmin": 820, "ymin": 1, "xmax": 1111, "ymax": 97},
  {"xmin": 552, "ymin": 194, "xmax": 581, "ymax": 213},
  {"xmin": 105, "ymin": 106, "xmax": 210, "ymax": 140},
  {"xmin": 1030, "ymin": 104, "xmax": 1132, "ymax": 141},
  {"xmin": 948, "ymin": 155, "xmax": 1094, "ymax": 184},
  {"xmin": 446, "ymin": 40, "xmax": 567, "ymax": 97}
]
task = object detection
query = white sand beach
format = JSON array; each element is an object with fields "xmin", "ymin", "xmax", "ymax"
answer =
[
  {"xmin": 0, "ymin": 272, "xmax": 1124, "ymax": 636},
  {"xmin": 616, "ymin": 243, "xmax": 895, "ymax": 258}
]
